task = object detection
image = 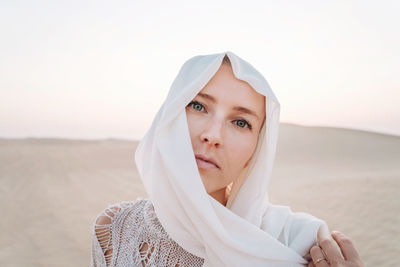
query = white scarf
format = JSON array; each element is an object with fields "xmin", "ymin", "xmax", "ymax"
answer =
[{"xmin": 135, "ymin": 51, "xmax": 324, "ymax": 267}]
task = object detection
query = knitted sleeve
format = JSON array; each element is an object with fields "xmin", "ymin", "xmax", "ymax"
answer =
[{"xmin": 90, "ymin": 200, "xmax": 141, "ymax": 267}]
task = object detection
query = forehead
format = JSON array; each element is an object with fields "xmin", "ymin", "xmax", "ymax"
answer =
[{"xmin": 199, "ymin": 64, "xmax": 265, "ymax": 113}]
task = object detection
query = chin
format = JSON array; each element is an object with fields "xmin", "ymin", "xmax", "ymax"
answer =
[
  {"xmin": 202, "ymin": 181, "xmax": 226, "ymax": 195},
  {"xmin": 200, "ymin": 172, "xmax": 230, "ymax": 191},
  {"xmin": 201, "ymin": 178, "xmax": 217, "ymax": 193}
]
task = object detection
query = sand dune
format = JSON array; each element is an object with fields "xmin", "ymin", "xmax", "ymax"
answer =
[{"xmin": 1, "ymin": 123, "xmax": 399, "ymax": 266}]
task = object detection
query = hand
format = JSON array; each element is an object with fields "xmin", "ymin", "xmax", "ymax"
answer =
[{"xmin": 308, "ymin": 224, "xmax": 364, "ymax": 267}]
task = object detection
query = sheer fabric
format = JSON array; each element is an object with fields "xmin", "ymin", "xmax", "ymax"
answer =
[
  {"xmin": 134, "ymin": 51, "xmax": 324, "ymax": 266},
  {"xmin": 91, "ymin": 51, "xmax": 325, "ymax": 267}
]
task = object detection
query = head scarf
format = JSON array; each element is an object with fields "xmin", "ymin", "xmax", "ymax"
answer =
[{"xmin": 135, "ymin": 51, "xmax": 324, "ymax": 267}]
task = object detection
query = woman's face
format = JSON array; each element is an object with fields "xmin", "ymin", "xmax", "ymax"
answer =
[{"xmin": 186, "ymin": 62, "xmax": 266, "ymax": 198}]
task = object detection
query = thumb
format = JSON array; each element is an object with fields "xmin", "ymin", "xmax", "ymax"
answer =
[{"xmin": 317, "ymin": 223, "xmax": 332, "ymax": 244}]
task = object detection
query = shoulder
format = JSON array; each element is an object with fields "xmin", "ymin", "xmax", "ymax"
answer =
[
  {"xmin": 94, "ymin": 198, "xmax": 150, "ymax": 225},
  {"xmin": 91, "ymin": 198, "xmax": 151, "ymax": 265}
]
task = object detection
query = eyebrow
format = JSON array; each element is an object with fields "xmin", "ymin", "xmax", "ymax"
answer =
[
  {"xmin": 198, "ymin": 93, "xmax": 216, "ymax": 103},
  {"xmin": 197, "ymin": 92, "xmax": 261, "ymax": 120}
]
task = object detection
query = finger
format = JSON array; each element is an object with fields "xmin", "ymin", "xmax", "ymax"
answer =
[
  {"xmin": 331, "ymin": 231, "xmax": 361, "ymax": 261},
  {"xmin": 304, "ymin": 252, "xmax": 312, "ymax": 262},
  {"xmin": 319, "ymin": 237, "xmax": 343, "ymax": 264},
  {"xmin": 317, "ymin": 223, "xmax": 331, "ymax": 244},
  {"xmin": 304, "ymin": 252, "xmax": 314, "ymax": 267},
  {"xmin": 310, "ymin": 246, "xmax": 329, "ymax": 267}
]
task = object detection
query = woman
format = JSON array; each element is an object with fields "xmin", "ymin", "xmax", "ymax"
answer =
[{"xmin": 91, "ymin": 51, "xmax": 364, "ymax": 267}]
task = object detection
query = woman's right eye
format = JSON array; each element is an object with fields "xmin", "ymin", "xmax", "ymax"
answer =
[{"xmin": 188, "ymin": 101, "xmax": 205, "ymax": 112}]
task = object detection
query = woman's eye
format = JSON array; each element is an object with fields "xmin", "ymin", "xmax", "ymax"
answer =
[
  {"xmin": 189, "ymin": 101, "xmax": 205, "ymax": 112},
  {"xmin": 234, "ymin": 119, "xmax": 252, "ymax": 130}
]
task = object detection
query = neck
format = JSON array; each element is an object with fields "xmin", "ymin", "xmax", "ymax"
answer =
[{"xmin": 209, "ymin": 187, "xmax": 228, "ymax": 206}]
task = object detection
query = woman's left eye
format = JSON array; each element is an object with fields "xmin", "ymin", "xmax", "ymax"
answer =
[{"xmin": 234, "ymin": 119, "xmax": 252, "ymax": 130}]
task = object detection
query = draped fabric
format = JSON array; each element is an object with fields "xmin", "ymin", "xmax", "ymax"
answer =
[{"xmin": 135, "ymin": 51, "xmax": 324, "ymax": 267}]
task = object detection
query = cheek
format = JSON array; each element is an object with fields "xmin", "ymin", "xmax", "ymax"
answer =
[
  {"xmin": 186, "ymin": 112, "xmax": 211, "ymax": 142},
  {"xmin": 186, "ymin": 112, "xmax": 200, "ymax": 141},
  {"xmin": 225, "ymin": 134, "xmax": 258, "ymax": 167}
]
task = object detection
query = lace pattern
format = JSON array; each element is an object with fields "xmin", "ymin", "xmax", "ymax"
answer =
[{"xmin": 91, "ymin": 199, "xmax": 204, "ymax": 267}]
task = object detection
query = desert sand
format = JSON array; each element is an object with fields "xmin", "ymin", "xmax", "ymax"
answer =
[{"xmin": 0, "ymin": 123, "xmax": 399, "ymax": 267}]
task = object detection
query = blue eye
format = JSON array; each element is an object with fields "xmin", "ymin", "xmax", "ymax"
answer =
[
  {"xmin": 188, "ymin": 101, "xmax": 205, "ymax": 112},
  {"xmin": 234, "ymin": 119, "xmax": 252, "ymax": 130}
]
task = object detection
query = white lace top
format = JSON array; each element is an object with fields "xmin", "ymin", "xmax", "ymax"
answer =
[{"xmin": 90, "ymin": 199, "xmax": 205, "ymax": 267}]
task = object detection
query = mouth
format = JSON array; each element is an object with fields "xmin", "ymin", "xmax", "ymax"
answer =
[{"xmin": 195, "ymin": 154, "xmax": 220, "ymax": 169}]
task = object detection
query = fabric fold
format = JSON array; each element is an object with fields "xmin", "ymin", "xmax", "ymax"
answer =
[{"xmin": 135, "ymin": 51, "xmax": 324, "ymax": 267}]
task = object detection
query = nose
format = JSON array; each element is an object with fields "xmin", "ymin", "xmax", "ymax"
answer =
[{"xmin": 200, "ymin": 118, "xmax": 223, "ymax": 147}]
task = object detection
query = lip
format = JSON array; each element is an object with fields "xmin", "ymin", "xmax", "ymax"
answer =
[{"xmin": 195, "ymin": 153, "xmax": 220, "ymax": 169}]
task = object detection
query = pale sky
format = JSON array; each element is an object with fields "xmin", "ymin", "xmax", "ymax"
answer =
[{"xmin": 1, "ymin": 0, "xmax": 399, "ymax": 140}]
